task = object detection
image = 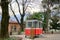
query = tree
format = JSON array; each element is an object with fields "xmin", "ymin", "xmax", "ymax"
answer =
[
  {"xmin": 27, "ymin": 12, "xmax": 43, "ymax": 20},
  {"xmin": 50, "ymin": 16, "xmax": 59, "ymax": 31},
  {"xmin": 42, "ymin": 0, "xmax": 52, "ymax": 32},
  {"xmin": 0, "ymin": 0, "xmax": 10, "ymax": 39},
  {"xmin": 42, "ymin": 0, "xmax": 60, "ymax": 33},
  {"xmin": 58, "ymin": 23, "xmax": 60, "ymax": 27},
  {"xmin": 9, "ymin": 0, "xmax": 32, "ymax": 31},
  {"xmin": 52, "ymin": 5, "xmax": 60, "ymax": 17}
]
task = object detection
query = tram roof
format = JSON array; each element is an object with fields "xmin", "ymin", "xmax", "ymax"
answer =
[{"xmin": 26, "ymin": 20, "xmax": 42, "ymax": 22}]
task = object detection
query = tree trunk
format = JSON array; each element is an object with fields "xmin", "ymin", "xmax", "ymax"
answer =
[
  {"xmin": 20, "ymin": 15, "xmax": 24, "ymax": 31},
  {"xmin": 20, "ymin": 0, "xmax": 25, "ymax": 31},
  {"xmin": 43, "ymin": 12, "xmax": 49, "ymax": 33},
  {"xmin": 45, "ymin": 13, "xmax": 49, "ymax": 33},
  {"xmin": 43, "ymin": 8, "xmax": 51, "ymax": 33},
  {"xmin": 0, "ymin": 0, "xmax": 9, "ymax": 39}
]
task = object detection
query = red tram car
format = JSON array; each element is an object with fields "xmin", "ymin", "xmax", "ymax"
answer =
[{"xmin": 25, "ymin": 20, "xmax": 43, "ymax": 37}]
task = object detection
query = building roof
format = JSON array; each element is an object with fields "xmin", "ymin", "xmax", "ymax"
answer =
[{"xmin": 9, "ymin": 21, "xmax": 18, "ymax": 24}]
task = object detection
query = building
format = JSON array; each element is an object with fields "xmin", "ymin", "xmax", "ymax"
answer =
[{"xmin": 8, "ymin": 21, "xmax": 21, "ymax": 35}]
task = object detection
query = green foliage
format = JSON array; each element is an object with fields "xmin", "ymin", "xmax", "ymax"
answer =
[
  {"xmin": 50, "ymin": 17, "xmax": 59, "ymax": 30},
  {"xmin": 58, "ymin": 23, "xmax": 60, "ymax": 27},
  {"xmin": 27, "ymin": 12, "xmax": 44, "ymax": 20},
  {"xmin": 42, "ymin": 0, "xmax": 60, "ymax": 31}
]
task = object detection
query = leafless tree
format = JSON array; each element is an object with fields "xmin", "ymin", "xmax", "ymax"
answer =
[{"xmin": 9, "ymin": 0, "xmax": 32, "ymax": 31}]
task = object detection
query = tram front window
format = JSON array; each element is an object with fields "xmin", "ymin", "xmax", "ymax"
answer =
[
  {"xmin": 33, "ymin": 21, "xmax": 38, "ymax": 28},
  {"xmin": 27, "ymin": 22, "xmax": 32, "ymax": 28}
]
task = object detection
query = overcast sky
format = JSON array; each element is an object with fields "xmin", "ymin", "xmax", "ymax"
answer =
[
  {"xmin": 0, "ymin": 0, "xmax": 45, "ymax": 21},
  {"xmin": 0, "ymin": 0, "xmax": 44, "ymax": 16},
  {"xmin": 0, "ymin": 0, "xmax": 60, "ymax": 21},
  {"xmin": 9, "ymin": 0, "xmax": 44, "ymax": 16}
]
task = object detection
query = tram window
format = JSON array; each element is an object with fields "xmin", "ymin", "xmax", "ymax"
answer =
[
  {"xmin": 33, "ymin": 21, "xmax": 38, "ymax": 28},
  {"xmin": 39, "ymin": 22, "xmax": 42, "ymax": 28},
  {"xmin": 27, "ymin": 22, "xmax": 32, "ymax": 28}
]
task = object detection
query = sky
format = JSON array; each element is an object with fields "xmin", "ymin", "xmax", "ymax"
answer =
[
  {"xmin": 0, "ymin": 0, "xmax": 47, "ymax": 22},
  {"xmin": 9, "ymin": 0, "xmax": 44, "ymax": 21},
  {"xmin": 0, "ymin": 0, "xmax": 60, "ymax": 22},
  {"xmin": 0, "ymin": 0, "xmax": 43, "ymax": 15},
  {"xmin": 9, "ymin": 0, "xmax": 43, "ymax": 16}
]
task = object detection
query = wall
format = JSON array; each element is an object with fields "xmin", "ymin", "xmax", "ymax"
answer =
[{"xmin": 8, "ymin": 23, "xmax": 21, "ymax": 35}]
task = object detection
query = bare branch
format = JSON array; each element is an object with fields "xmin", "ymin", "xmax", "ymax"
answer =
[
  {"xmin": 24, "ymin": 4, "xmax": 29, "ymax": 11},
  {"xmin": 24, "ymin": 0, "xmax": 28, "ymax": 4},
  {"xmin": 24, "ymin": 0, "xmax": 31, "ymax": 11},
  {"xmin": 10, "ymin": 3, "xmax": 21, "ymax": 25},
  {"xmin": 15, "ymin": 0, "xmax": 21, "ymax": 15}
]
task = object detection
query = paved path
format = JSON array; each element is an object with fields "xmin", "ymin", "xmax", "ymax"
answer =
[
  {"xmin": 34, "ymin": 34, "xmax": 60, "ymax": 40},
  {"xmin": 10, "ymin": 34, "xmax": 60, "ymax": 40}
]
